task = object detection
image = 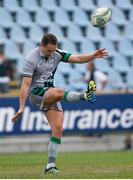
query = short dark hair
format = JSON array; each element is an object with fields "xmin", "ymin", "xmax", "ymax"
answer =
[{"xmin": 41, "ymin": 33, "xmax": 58, "ymax": 46}]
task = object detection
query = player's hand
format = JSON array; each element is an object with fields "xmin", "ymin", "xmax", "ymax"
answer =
[
  {"xmin": 93, "ymin": 48, "xmax": 108, "ymax": 59},
  {"xmin": 11, "ymin": 109, "xmax": 23, "ymax": 123}
]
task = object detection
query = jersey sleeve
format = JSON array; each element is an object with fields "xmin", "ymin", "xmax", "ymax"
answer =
[{"xmin": 56, "ymin": 49, "xmax": 72, "ymax": 62}]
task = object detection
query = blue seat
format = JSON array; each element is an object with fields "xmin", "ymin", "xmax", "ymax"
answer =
[
  {"xmin": 105, "ymin": 23, "xmax": 122, "ymax": 42},
  {"xmin": 67, "ymin": 24, "xmax": 84, "ymax": 43},
  {"xmin": 54, "ymin": 8, "xmax": 71, "ymax": 27},
  {"xmin": 61, "ymin": 39, "xmax": 78, "ymax": 53},
  {"xmin": 127, "ymin": 70, "xmax": 133, "ymax": 90},
  {"xmin": 116, "ymin": 0, "xmax": 131, "ymax": 10},
  {"xmin": 11, "ymin": 24, "xmax": 26, "ymax": 43},
  {"xmin": 16, "ymin": 9, "xmax": 33, "ymax": 28},
  {"xmin": 5, "ymin": 41, "xmax": 21, "ymax": 60},
  {"xmin": 36, "ymin": 9, "xmax": 52, "ymax": 27},
  {"xmin": 80, "ymin": 40, "xmax": 96, "ymax": 54},
  {"xmin": 75, "ymin": 63, "xmax": 86, "ymax": 74},
  {"xmin": 96, "ymin": 0, "xmax": 114, "ymax": 8},
  {"xmin": 57, "ymin": 62, "xmax": 72, "ymax": 75},
  {"xmin": 86, "ymin": 26, "xmax": 103, "ymax": 42},
  {"xmin": 129, "ymin": 7, "xmax": 133, "ymax": 23},
  {"xmin": 23, "ymin": 40, "xmax": 36, "ymax": 55},
  {"xmin": 30, "ymin": 24, "xmax": 44, "ymax": 43},
  {"xmin": 23, "ymin": 0, "xmax": 39, "ymax": 12},
  {"xmin": 119, "ymin": 39, "xmax": 133, "ymax": 57},
  {"xmin": 0, "ymin": 8, "xmax": 13, "ymax": 28},
  {"xmin": 4, "ymin": 0, "xmax": 19, "ymax": 12},
  {"xmin": 0, "ymin": 27, "xmax": 7, "ymax": 44},
  {"xmin": 112, "ymin": 54, "xmax": 130, "ymax": 73},
  {"xmin": 100, "ymin": 39, "xmax": 117, "ymax": 56},
  {"xmin": 107, "ymin": 69, "xmax": 126, "ymax": 90},
  {"xmin": 124, "ymin": 23, "xmax": 133, "ymax": 41},
  {"xmin": 60, "ymin": 0, "xmax": 77, "ymax": 11},
  {"xmin": 54, "ymin": 72, "xmax": 68, "ymax": 89},
  {"xmin": 73, "ymin": 8, "xmax": 89, "ymax": 27},
  {"xmin": 78, "ymin": 0, "xmax": 96, "ymax": 11},
  {"xmin": 111, "ymin": 7, "xmax": 127, "ymax": 26},
  {"xmin": 48, "ymin": 24, "xmax": 65, "ymax": 42},
  {"xmin": 69, "ymin": 70, "xmax": 86, "ymax": 91},
  {"xmin": 42, "ymin": 0, "xmax": 58, "ymax": 12},
  {"xmin": 94, "ymin": 59, "xmax": 111, "ymax": 73}
]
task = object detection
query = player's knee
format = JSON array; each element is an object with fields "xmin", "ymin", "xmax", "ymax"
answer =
[
  {"xmin": 48, "ymin": 88, "xmax": 64, "ymax": 101},
  {"xmin": 56, "ymin": 89, "xmax": 64, "ymax": 100}
]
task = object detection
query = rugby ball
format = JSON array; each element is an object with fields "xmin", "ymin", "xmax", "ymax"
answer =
[{"xmin": 91, "ymin": 6, "xmax": 112, "ymax": 27}]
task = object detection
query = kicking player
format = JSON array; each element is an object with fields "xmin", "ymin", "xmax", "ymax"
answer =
[{"xmin": 11, "ymin": 34, "xmax": 108, "ymax": 174}]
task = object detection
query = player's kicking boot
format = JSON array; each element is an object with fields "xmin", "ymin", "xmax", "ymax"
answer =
[
  {"xmin": 45, "ymin": 166, "xmax": 60, "ymax": 174},
  {"xmin": 85, "ymin": 80, "xmax": 96, "ymax": 103}
]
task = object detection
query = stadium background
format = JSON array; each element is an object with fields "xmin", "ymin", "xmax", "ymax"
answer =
[{"xmin": 0, "ymin": 0, "xmax": 133, "ymax": 178}]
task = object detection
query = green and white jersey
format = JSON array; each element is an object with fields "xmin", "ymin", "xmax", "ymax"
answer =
[{"xmin": 23, "ymin": 47, "xmax": 72, "ymax": 93}]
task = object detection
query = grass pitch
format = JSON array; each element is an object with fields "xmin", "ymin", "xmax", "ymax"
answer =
[{"xmin": 0, "ymin": 151, "xmax": 133, "ymax": 179}]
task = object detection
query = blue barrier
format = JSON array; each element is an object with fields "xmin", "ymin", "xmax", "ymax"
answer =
[{"xmin": 0, "ymin": 94, "xmax": 133, "ymax": 135}]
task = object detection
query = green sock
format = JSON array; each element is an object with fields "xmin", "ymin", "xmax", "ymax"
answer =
[
  {"xmin": 63, "ymin": 91, "xmax": 86, "ymax": 102},
  {"xmin": 47, "ymin": 136, "xmax": 61, "ymax": 169}
]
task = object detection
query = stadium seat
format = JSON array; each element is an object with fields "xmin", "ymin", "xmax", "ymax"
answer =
[
  {"xmin": 48, "ymin": 24, "xmax": 65, "ymax": 42},
  {"xmin": 116, "ymin": 0, "xmax": 131, "ymax": 10},
  {"xmin": 23, "ymin": 40, "xmax": 36, "ymax": 55},
  {"xmin": 5, "ymin": 41, "xmax": 21, "ymax": 60},
  {"xmin": 54, "ymin": 71, "xmax": 68, "ymax": 89},
  {"xmin": 80, "ymin": 40, "xmax": 96, "ymax": 54},
  {"xmin": 16, "ymin": 9, "xmax": 33, "ymax": 28},
  {"xmin": 41, "ymin": 0, "xmax": 58, "ymax": 12},
  {"xmin": 54, "ymin": 8, "xmax": 71, "ymax": 27},
  {"xmin": 73, "ymin": 8, "xmax": 89, "ymax": 27},
  {"xmin": 112, "ymin": 54, "xmax": 130, "ymax": 73},
  {"xmin": 30, "ymin": 24, "xmax": 44, "ymax": 43},
  {"xmin": 124, "ymin": 23, "xmax": 133, "ymax": 41},
  {"xmin": 67, "ymin": 24, "xmax": 84, "ymax": 43},
  {"xmin": 105, "ymin": 23, "xmax": 122, "ymax": 42},
  {"xmin": 36, "ymin": 9, "xmax": 52, "ymax": 27},
  {"xmin": 11, "ymin": 24, "xmax": 26, "ymax": 43},
  {"xmin": 75, "ymin": 63, "xmax": 86, "ymax": 74},
  {"xmin": 94, "ymin": 59, "xmax": 112, "ymax": 73},
  {"xmin": 23, "ymin": 0, "xmax": 39, "ymax": 12},
  {"xmin": 69, "ymin": 70, "xmax": 86, "ymax": 91},
  {"xmin": 78, "ymin": 0, "xmax": 96, "ymax": 11},
  {"xmin": 107, "ymin": 69, "xmax": 126, "ymax": 90},
  {"xmin": 0, "ymin": 8, "xmax": 13, "ymax": 28},
  {"xmin": 129, "ymin": 7, "xmax": 133, "ymax": 23},
  {"xmin": 86, "ymin": 26, "xmax": 103, "ymax": 42},
  {"xmin": 4, "ymin": 0, "xmax": 19, "ymax": 12},
  {"xmin": 0, "ymin": 27, "xmax": 8, "ymax": 44},
  {"xmin": 100, "ymin": 39, "xmax": 117, "ymax": 56},
  {"xmin": 119, "ymin": 39, "xmax": 133, "ymax": 57},
  {"xmin": 60, "ymin": 0, "xmax": 77, "ymax": 11},
  {"xmin": 111, "ymin": 7, "xmax": 127, "ymax": 26},
  {"xmin": 57, "ymin": 62, "xmax": 72, "ymax": 75},
  {"xmin": 61, "ymin": 39, "xmax": 78, "ymax": 53},
  {"xmin": 96, "ymin": 0, "xmax": 114, "ymax": 8},
  {"xmin": 126, "ymin": 70, "xmax": 133, "ymax": 90}
]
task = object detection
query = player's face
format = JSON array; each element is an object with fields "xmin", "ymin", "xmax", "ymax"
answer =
[{"xmin": 42, "ymin": 43, "xmax": 57, "ymax": 58}]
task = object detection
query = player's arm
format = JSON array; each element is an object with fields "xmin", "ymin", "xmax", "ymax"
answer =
[
  {"xmin": 11, "ymin": 76, "xmax": 32, "ymax": 123},
  {"xmin": 67, "ymin": 48, "xmax": 108, "ymax": 63}
]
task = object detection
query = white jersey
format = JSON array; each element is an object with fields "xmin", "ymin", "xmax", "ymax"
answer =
[{"xmin": 23, "ymin": 47, "xmax": 72, "ymax": 93}]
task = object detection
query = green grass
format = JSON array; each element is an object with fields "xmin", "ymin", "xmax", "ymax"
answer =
[{"xmin": 0, "ymin": 151, "xmax": 133, "ymax": 179}]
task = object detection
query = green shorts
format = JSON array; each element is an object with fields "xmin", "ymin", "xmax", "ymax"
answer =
[{"xmin": 29, "ymin": 86, "xmax": 63, "ymax": 112}]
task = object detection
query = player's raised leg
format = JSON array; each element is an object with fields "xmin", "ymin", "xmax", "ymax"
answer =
[{"xmin": 42, "ymin": 80, "xmax": 96, "ymax": 109}]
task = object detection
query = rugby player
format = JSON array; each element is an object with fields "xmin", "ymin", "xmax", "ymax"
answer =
[{"xmin": 11, "ymin": 34, "xmax": 108, "ymax": 174}]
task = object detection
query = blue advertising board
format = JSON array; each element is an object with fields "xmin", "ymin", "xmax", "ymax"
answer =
[{"xmin": 0, "ymin": 93, "xmax": 133, "ymax": 136}]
